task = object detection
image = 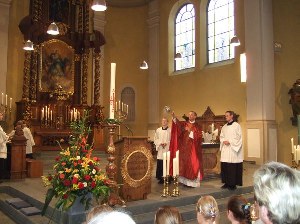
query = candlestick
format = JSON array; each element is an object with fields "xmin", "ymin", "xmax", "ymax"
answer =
[{"xmin": 110, "ymin": 63, "xmax": 116, "ymax": 119}]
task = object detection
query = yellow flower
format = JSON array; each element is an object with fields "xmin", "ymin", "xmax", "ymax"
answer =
[
  {"xmin": 81, "ymin": 162, "xmax": 89, "ymax": 169},
  {"xmin": 65, "ymin": 168, "xmax": 72, "ymax": 173},
  {"xmin": 72, "ymin": 184, "xmax": 79, "ymax": 190},
  {"xmin": 72, "ymin": 169, "xmax": 79, "ymax": 174},
  {"xmin": 74, "ymin": 173, "xmax": 80, "ymax": 178}
]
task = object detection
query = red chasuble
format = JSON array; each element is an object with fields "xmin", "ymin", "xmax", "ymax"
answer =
[{"xmin": 169, "ymin": 118, "xmax": 203, "ymax": 180}]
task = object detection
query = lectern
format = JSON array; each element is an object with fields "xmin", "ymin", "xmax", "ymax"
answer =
[{"xmin": 114, "ymin": 136, "xmax": 153, "ymax": 201}]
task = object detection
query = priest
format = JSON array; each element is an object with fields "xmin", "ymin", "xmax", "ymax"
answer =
[
  {"xmin": 170, "ymin": 111, "xmax": 203, "ymax": 187},
  {"xmin": 219, "ymin": 110, "xmax": 243, "ymax": 190}
]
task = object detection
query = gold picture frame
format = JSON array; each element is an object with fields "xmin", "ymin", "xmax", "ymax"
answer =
[{"xmin": 39, "ymin": 39, "xmax": 75, "ymax": 94}]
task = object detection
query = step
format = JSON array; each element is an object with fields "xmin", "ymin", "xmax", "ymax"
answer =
[{"xmin": 130, "ymin": 186, "xmax": 254, "ymax": 224}]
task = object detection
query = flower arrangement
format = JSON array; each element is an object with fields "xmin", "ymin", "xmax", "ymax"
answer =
[{"xmin": 41, "ymin": 110, "xmax": 110, "ymax": 215}]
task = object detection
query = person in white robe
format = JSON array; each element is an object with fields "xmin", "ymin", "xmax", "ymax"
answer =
[
  {"xmin": 219, "ymin": 110, "xmax": 243, "ymax": 190},
  {"xmin": 22, "ymin": 122, "xmax": 35, "ymax": 159},
  {"xmin": 154, "ymin": 117, "xmax": 171, "ymax": 184},
  {"xmin": 0, "ymin": 112, "xmax": 8, "ymax": 159}
]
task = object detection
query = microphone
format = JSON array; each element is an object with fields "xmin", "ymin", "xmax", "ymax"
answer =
[{"xmin": 124, "ymin": 125, "xmax": 133, "ymax": 136}]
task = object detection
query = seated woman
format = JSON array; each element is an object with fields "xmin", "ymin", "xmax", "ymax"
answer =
[
  {"xmin": 227, "ymin": 195, "xmax": 251, "ymax": 224},
  {"xmin": 154, "ymin": 206, "xmax": 183, "ymax": 224},
  {"xmin": 196, "ymin": 195, "xmax": 219, "ymax": 224}
]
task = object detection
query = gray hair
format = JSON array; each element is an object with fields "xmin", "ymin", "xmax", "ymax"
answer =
[
  {"xmin": 253, "ymin": 161, "xmax": 300, "ymax": 223},
  {"xmin": 87, "ymin": 211, "xmax": 136, "ymax": 224}
]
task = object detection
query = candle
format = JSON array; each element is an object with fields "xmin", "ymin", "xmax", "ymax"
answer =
[
  {"xmin": 50, "ymin": 110, "xmax": 53, "ymax": 121},
  {"xmin": 291, "ymin": 138, "xmax": 295, "ymax": 154},
  {"xmin": 166, "ymin": 151, "xmax": 170, "ymax": 176},
  {"xmin": 1, "ymin": 93, "xmax": 3, "ymax": 105},
  {"xmin": 41, "ymin": 108, "xmax": 44, "ymax": 120},
  {"xmin": 173, "ymin": 158, "xmax": 176, "ymax": 176},
  {"xmin": 70, "ymin": 111, "xmax": 73, "ymax": 122},
  {"xmin": 5, "ymin": 94, "xmax": 7, "ymax": 106},
  {"xmin": 9, "ymin": 97, "xmax": 12, "ymax": 109},
  {"xmin": 126, "ymin": 104, "xmax": 128, "ymax": 114},
  {"xmin": 297, "ymin": 145, "xmax": 300, "ymax": 162},
  {"xmin": 110, "ymin": 63, "xmax": 116, "ymax": 119},
  {"xmin": 163, "ymin": 152, "xmax": 166, "ymax": 177},
  {"xmin": 115, "ymin": 101, "xmax": 118, "ymax": 111},
  {"xmin": 122, "ymin": 102, "xmax": 124, "ymax": 111}
]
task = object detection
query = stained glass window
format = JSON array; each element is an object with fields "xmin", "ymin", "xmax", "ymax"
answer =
[
  {"xmin": 207, "ymin": 0, "xmax": 235, "ymax": 63},
  {"xmin": 175, "ymin": 4, "xmax": 195, "ymax": 71}
]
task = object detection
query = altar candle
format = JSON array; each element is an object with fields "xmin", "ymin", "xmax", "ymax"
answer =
[
  {"xmin": 45, "ymin": 106, "xmax": 47, "ymax": 120},
  {"xmin": 173, "ymin": 158, "xmax": 176, "ymax": 176},
  {"xmin": 297, "ymin": 145, "xmax": 300, "ymax": 162},
  {"xmin": 126, "ymin": 104, "xmax": 128, "ymax": 114},
  {"xmin": 292, "ymin": 138, "xmax": 295, "ymax": 154},
  {"xmin": 115, "ymin": 101, "xmax": 118, "ymax": 111},
  {"xmin": 50, "ymin": 110, "xmax": 53, "ymax": 121},
  {"xmin": 110, "ymin": 63, "xmax": 116, "ymax": 119},
  {"xmin": 41, "ymin": 108, "xmax": 44, "ymax": 120},
  {"xmin": 1, "ymin": 93, "xmax": 3, "ymax": 105},
  {"xmin": 175, "ymin": 158, "xmax": 179, "ymax": 176},
  {"xmin": 163, "ymin": 152, "xmax": 166, "ymax": 177},
  {"xmin": 9, "ymin": 97, "xmax": 12, "ymax": 109},
  {"xmin": 166, "ymin": 151, "xmax": 170, "ymax": 176},
  {"xmin": 5, "ymin": 94, "xmax": 7, "ymax": 106},
  {"xmin": 71, "ymin": 110, "xmax": 73, "ymax": 121}
]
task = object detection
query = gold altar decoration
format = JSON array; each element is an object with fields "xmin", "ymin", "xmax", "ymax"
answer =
[
  {"xmin": 121, "ymin": 146, "xmax": 153, "ymax": 188},
  {"xmin": 82, "ymin": 49, "xmax": 89, "ymax": 104},
  {"xmin": 22, "ymin": 51, "xmax": 31, "ymax": 101},
  {"xmin": 30, "ymin": 48, "xmax": 38, "ymax": 102}
]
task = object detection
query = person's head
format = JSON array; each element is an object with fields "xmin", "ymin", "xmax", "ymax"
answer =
[
  {"xmin": 253, "ymin": 162, "xmax": 300, "ymax": 224},
  {"xmin": 154, "ymin": 206, "xmax": 183, "ymax": 224},
  {"xmin": 196, "ymin": 195, "xmax": 219, "ymax": 224},
  {"xmin": 188, "ymin": 111, "xmax": 197, "ymax": 122},
  {"xmin": 227, "ymin": 195, "xmax": 251, "ymax": 224},
  {"xmin": 161, "ymin": 117, "xmax": 168, "ymax": 127},
  {"xmin": 86, "ymin": 205, "xmax": 113, "ymax": 223},
  {"xmin": 87, "ymin": 210, "xmax": 136, "ymax": 224},
  {"xmin": 225, "ymin": 111, "xmax": 234, "ymax": 123}
]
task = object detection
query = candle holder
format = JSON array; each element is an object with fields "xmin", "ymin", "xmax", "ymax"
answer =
[
  {"xmin": 291, "ymin": 153, "xmax": 300, "ymax": 169},
  {"xmin": 171, "ymin": 175, "xmax": 180, "ymax": 197},
  {"xmin": 161, "ymin": 175, "xmax": 170, "ymax": 197}
]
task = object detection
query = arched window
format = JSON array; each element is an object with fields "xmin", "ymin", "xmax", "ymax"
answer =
[
  {"xmin": 175, "ymin": 3, "xmax": 195, "ymax": 71},
  {"xmin": 207, "ymin": 0, "xmax": 235, "ymax": 63},
  {"xmin": 121, "ymin": 87, "xmax": 135, "ymax": 122}
]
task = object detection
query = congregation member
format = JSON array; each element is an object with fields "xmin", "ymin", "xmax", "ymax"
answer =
[
  {"xmin": 196, "ymin": 195, "xmax": 219, "ymax": 224},
  {"xmin": 87, "ymin": 209, "xmax": 136, "ymax": 224},
  {"xmin": 154, "ymin": 206, "xmax": 183, "ymax": 224},
  {"xmin": 154, "ymin": 117, "xmax": 171, "ymax": 184},
  {"xmin": 227, "ymin": 195, "xmax": 251, "ymax": 224},
  {"xmin": 170, "ymin": 111, "xmax": 203, "ymax": 187},
  {"xmin": 220, "ymin": 110, "xmax": 243, "ymax": 190},
  {"xmin": 253, "ymin": 161, "xmax": 300, "ymax": 224}
]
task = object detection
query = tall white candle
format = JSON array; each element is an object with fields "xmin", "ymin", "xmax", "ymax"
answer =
[
  {"xmin": 50, "ymin": 110, "xmax": 53, "ymax": 121},
  {"xmin": 297, "ymin": 145, "xmax": 300, "ymax": 162},
  {"xmin": 175, "ymin": 158, "xmax": 179, "ymax": 176},
  {"xmin": 5, "ymin": 94, "xmax": 7, "ymax": 106},
  {"xmin": 41, "ymin": 108, "xmax": 44, "ymax": 120},
  {"xmin": 1, "ymin": 93, "xmax": 3, "ymax": 105},
  {"xmin": 291, "ymin": 138, "xmax": 295, "ymax": 154},
  {"xmin": 126, "ymin": 104, "xmax": 128, "ymax": 114},
  {"xmin": 110, "ymin": 63, "xmax": 116, "ymax": 119},
  {"xmin": 163, "ymin": 152, "xmax": 166, "ymax": 177},
  {"xmin": 9, "ymin": 97, "xmax": 12, "ymax": 109},
  {"xmin": 173, "ymin": 158, "xmax": 176, "ymax": 176},
  {"xmin": 166, "ymin": 151, "xmax": 170, "ymax": 176}
]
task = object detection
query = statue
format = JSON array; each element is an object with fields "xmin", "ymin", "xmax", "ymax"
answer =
[{"xmin": 288, "ymin": 79, "xmax": 300, "ymax": 125}]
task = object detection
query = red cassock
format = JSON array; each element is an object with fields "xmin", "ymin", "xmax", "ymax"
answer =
[{"xmin": 169, "ymin": 119, "xmax": 203, "ymax": 181}]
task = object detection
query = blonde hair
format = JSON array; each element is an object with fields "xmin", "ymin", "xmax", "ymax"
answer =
[
  {"xmin": 253, "ymin": 162, "xmax": 300, "ymax": 223},
  {"xmin": 154, "ymin": 206, "xmax": 183, "ymax": 224},
  {"xmin": 196, "ymin": 195, "xmax": 219, "ymax": 224},
  {"xmin": 86, "ymin": 205, "xmax": 113, "ymax": 223}
]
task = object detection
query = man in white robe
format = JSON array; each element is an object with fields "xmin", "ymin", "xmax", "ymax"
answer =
[
  {"xmin": 22, "ymin": 122, "xmax": 35, "ymax": 159},
  {"xmin": 220, "ymin": 110, "xmax": 243, "ymax": 190},
  {"xmin": 154, "ymin": 117, "xmax": 171, "ymax": 184}
]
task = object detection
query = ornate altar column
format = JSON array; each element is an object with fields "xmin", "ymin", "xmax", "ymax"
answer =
[
  {"xmin": 82, "ymin": 49, "xmax": 89, "ymax": 105},
  {"xmin": 147, "ymin": 0, "xmax": 160, "ymax": 138},
  {"xmin": 22, "ymin": 51, "xmax": 31, "ymax": 101},
  {"xmin": 244, "ymin": 0, "xmax": 277, "ymax": 164},
  {"xmin": 93, "ymin": 51, "xmax": 101, "ymax": 106}
]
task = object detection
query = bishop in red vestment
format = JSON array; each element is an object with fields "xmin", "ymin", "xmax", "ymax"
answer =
[{"xmin": 170, "ymin": 111, "xmax": 203, "ymax": 187}]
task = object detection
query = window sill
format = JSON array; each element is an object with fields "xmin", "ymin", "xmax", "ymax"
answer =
[
  {"xmin": 170, "ymin": 67, "xmax": 195, "ymax": 76},
  {"xmin": 204, "ymin": 59, "xmax": 235, "ymax": 69}
]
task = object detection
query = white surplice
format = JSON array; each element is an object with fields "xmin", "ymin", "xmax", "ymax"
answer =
[
  {"xmin": 154, "ymin": 127, "xmax": 171, "ymax": 160},
  {"xmin": 0, "ymin": 126, "xmax": 8, "ymax": 159}
]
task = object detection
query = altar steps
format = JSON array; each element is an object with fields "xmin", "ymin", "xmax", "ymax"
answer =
[{"xmin": 129, "ymin": 186, "xmax": 254, "ymax": 224}]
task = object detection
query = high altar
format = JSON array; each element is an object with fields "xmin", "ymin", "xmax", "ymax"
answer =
[{"xmin": 16, "ymin": 0, "xmax": 106, "ymax": 151}]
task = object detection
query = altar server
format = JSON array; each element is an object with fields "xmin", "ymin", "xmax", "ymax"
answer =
[
  {"xmin": 154, "ymin": 117, "xmax": 171, "ymax": 184},
  {"xmin": 0, "ymin": 112, "xmax": 8, "ymax": 159},
  {"xmin": 22, "ymin": 121, "xmax": 35, "ymax": 159},
  {"xmin": 220, "ymin": 110, "xmax": 243, "ymax": 190}
]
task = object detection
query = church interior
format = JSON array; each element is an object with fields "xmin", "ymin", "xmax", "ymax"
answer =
[{"xmin": 0, "ymin": 0, "xmax": 299, "ymax": 223}]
